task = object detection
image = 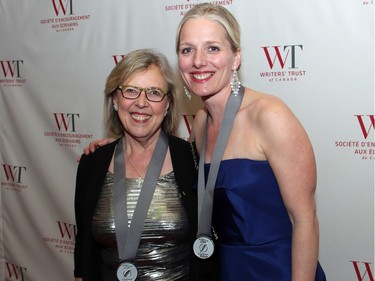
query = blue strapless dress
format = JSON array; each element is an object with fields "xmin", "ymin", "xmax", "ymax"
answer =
[{"xmin": 205, "ymin": 159, "xmax": 326, "ymax": 281}]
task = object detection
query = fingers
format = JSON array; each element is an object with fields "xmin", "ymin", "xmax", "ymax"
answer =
[
  {"xmin": 89, "ymin": 141, "xmax": 99, "ymax": 153},
  {"xmin": 78, "ymin": 138, "xmax": 115, "ymax": 161}
]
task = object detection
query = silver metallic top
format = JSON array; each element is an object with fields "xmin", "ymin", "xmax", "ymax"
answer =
[{"xmin": 91, "ymin": 171, "xmax": 190, "ymax": 280}]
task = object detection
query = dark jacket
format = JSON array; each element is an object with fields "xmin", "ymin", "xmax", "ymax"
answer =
[{"xmin": 74, "ymin": 135, "xmax": 219, "ymax": 280}]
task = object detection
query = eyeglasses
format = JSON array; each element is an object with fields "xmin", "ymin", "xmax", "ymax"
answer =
[{"xmin": 117, "ymin": 85, "xmax": 169, "ymax": 102}]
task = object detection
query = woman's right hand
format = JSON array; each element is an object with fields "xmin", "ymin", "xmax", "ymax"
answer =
[{"xmin": 76, "ymin": 138, "xmax": 115, "ymax": 162}]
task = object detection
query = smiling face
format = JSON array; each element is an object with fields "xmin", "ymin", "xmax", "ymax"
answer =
[
  {"xmin": 177, "ymin": 17, "xmax": 240, "ymax": 99},
  {"xmin": 113, "ymin": 64, "xmax": 170, "ymax": 142}
]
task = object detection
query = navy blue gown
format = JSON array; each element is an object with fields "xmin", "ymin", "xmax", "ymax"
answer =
[{"xmin": 206, "ymin": 159, "xmax": 326, "ymax": 281}]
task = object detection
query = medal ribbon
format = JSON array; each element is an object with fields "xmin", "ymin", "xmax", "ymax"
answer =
[
  {"xmin": 197, "ymin": 86, "xmax": 244, "ymax": 237},
  {"xmin": 113, "ymin": 130, "xmax": 168, "ymax": 262}
]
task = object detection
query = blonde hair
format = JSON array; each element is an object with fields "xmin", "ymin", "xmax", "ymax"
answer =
[
  {"xmin": 103, "ymin": 49, "xmax": 181, "ymax": 138},
  {"xmin": 176, "ymin": 3, "xmax": 241, "ymax": 53}
]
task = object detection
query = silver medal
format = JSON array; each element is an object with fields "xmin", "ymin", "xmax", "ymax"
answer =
[
  {"xmin": 193, "ymin": 236, "xmax": 215, "ymax": 259},
  {"xmin": 116, "ymin": 262, "xmax": 138, "ymax": 281}
]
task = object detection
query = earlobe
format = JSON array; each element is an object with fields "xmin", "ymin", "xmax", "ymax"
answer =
[
  {"xmin": 113, "ymin": 96, "xmax": 119, "ymax": 111},
  {"xmin": 233, "ymin": 50, "xmax": 241, "ymax": 70}
]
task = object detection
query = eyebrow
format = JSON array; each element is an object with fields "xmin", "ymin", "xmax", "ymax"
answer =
[
  {"xmin": 206, "ymin": 40, "xmax": 222, "ymax": 45},
  {"xmin": 179, "ymin": 40, "xmax": 223, "ymax": 46}
]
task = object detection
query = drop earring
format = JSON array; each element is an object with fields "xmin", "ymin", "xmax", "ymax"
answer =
[
  {"xmin": 230, "ymin": 69, "xmax": 241, "ymax": 97},
  {"xmin": 184, "ymin": 87, "xmax": 192, "ymax": 100},
  {"xmin": 113, "ymin": 104, "xmax": 118, "ymax": 111}
]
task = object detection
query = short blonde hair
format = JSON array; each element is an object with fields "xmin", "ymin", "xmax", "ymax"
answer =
[
  {"xmin": 103, "ymin": 49, "xmax": 181, "ymax": 138},
  {"xmin": 176, "ymin": 3, "xmax": 241, "ymax": 53}
]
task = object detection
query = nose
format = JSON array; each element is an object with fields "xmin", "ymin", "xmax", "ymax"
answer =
[
  {"xmin": 193, "ymin": 49, "xmax": 206, "ymax": 68},
  {"xmin": 135, "ymin": 90, "xmax": 148, "ymax": 108}
]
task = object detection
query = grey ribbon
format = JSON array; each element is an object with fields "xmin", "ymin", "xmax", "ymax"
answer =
[
  {"xmin": 113, "ymin": 131, "xmax": 168, "ymax": 261},
  {"xmin": 197, "ymin": 86, "xmax": 244, "ymax": 237}
]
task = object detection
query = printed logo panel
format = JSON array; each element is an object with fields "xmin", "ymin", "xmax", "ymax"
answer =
[
  {"xmin": 1, "ymin": 164, "xmax": 28, "ymax": 192},
  {"xmin": 40, "ymin": 0, "xmax": 91, "ymax": 33},
  {"xmin": 0, "ymin": 60, "xmax": 26, "ymax": 87},
  {"xmin": 44, "ymin": 112, "xmax": 93, "ymax": 148},
  {"xmin": 259, "ymin": 45, "xmax": 306, "ymax": 83},
  {"xmin": 43, "ymin": 221, "xmax": 76, "ymax": 255},
  {"xmin": 334, "ymin": 115, "xmax": 375, "ymax": 160}
]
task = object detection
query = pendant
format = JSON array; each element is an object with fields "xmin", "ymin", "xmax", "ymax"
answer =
[
  {"xmin": 116, "ymin": 262, "xmax": 138, "ymax": 281},
  {"xmin": 193, "ymin": 235, "xmax": 215, "ymax": 259}
]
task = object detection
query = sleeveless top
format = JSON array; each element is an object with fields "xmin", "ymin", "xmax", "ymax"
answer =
[
  {"xmin": 91, "ymin": 171, "xmax": 190, "ymax": 280},
  {"xmin": 208, "ymin": 159, "xmax": 326, "ymax": 281}
]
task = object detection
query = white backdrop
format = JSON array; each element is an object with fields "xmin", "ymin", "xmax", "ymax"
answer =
[{"xmin": 0, "ymin": 0, "xmax": 373, "ymax": 280}]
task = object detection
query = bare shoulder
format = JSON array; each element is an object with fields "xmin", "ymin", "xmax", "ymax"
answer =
[
  {"xmin": 245, "ymin": 88, "xmax": 290, "ymax": 117},
  {"xmin": 245, "ymin": 88, "xmax": 312, "ymax": 159},
  {"xmin": 242, "ymin": 88, "xmax": 298, "ymax": 130},
  {"xmin": 240, "ymin": 88, "xmax": 308, "ymax": 151}
]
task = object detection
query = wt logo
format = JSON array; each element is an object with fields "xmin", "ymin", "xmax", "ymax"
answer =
[
  {"xmin": 1, "ymin": 164, "xmax": 26, "ymax": 183},
  {"xmin": 57, "ymin": 221, "xmax": 77, "ymax": 240},
  {"xmin": 53, "ymin": 113, "xmax": 80, "ymax": 132},
  {"xmin": 5, "ymin": 261, "xmax": 27, "ymax": 281},
  {"xmin": 351, "ymin": 261, "xmax": 374, "ymax": 281},
  {"xmin": 261, "ymin": 45, "xmax": 303, "ymax": 69},
  {"xmin": 355, "ymin": 115, "xmax": 375, "ymax": 139},
  {"xmin": 0, "ymin": 60, "xmax": 23, "ymax": 78},
  {"xmin": 112, "ymin": 55, "xmax": 125, "ymax": 65},
  {"xmin": 52, "ymin": 0, "xmax": 73, "ymax": 16}
]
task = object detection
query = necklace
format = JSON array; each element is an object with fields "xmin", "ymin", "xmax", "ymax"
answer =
[{"xmin": 127, "ymin": 156, "xmax": 144, "ymax": 188}]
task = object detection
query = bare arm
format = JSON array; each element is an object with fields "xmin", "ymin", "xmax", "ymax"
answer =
[{"xmin": 259, "ymin": 98, "xmax": 319, "ymax": 281}]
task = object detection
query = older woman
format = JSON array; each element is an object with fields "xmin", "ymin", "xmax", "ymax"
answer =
[{"xmin": 73, "ymin": 49, "xmax": 218, "ymax": 281}]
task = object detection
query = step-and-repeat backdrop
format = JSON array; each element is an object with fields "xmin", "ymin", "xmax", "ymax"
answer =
[{"xmin": 0, "ymin": 0, "xmax": 373, "ymax": 280}]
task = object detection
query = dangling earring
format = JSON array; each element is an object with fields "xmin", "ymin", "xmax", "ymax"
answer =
[
  {"xmin": 230, "ymin": 69, "xmax": 241, "ymax": 97},
  {"xmin": 184, "ymin": 87, "xmax": 192, "ymax": 100},
  {"xmin": 113, "ymin": 104, "xmax": 118, "ymax": 111}
]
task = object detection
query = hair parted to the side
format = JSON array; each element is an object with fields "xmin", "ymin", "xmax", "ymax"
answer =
[
  {"xmin": 103, "ymin": 49, "xmax": 182, "ymax": 138},
  {"xmin": 175, "ymin": 3, "xmax": 241, "ymax": 54}
]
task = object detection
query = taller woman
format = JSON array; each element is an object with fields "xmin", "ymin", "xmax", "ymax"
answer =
[{"xmin": 176, "ymin": 3, "xmax": 326, "ymax": 281}]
